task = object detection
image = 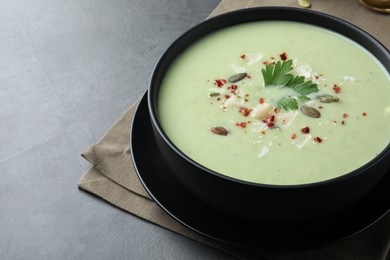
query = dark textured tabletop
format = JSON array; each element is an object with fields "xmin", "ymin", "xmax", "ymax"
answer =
[{"xmin": 0, "ymin": 0, "xmax": 236, "ymax": 259}]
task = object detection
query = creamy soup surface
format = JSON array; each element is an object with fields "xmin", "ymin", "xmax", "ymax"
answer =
[{"xmin": 158, "ymin": 21, "xmax": 390, "ymax": 185}]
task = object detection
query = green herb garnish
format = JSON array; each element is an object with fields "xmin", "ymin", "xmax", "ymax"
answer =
[
  {"xmin": 262, "ymin": 60, "xmax": 293, "ymax": 86},
  {"xmin": 261, "ymin": 59, "xmax": 319, "ymax": 110},
  {"xmin": 298, "ymin": 95, "xmax": 311, "ymax": 102},
  {"xmin": 277, "ymin": 96, "xmax": 298, "ymax": 110},
  {"xmin": 286, "ymin": 75, "xmax": 319, "ymax": 95}
]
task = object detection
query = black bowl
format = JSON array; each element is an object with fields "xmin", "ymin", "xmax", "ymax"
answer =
[{"xmin": 147, "ymin": 7, "xmax": 390, "ymax": 225}]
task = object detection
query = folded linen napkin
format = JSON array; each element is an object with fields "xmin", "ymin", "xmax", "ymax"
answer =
[{"xmin": 78, "ymin": 0, "xmax": 390, "ymax": 259}]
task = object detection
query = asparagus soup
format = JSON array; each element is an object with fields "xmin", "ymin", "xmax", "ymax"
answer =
[{"xmin": 158, "ymin": 21, "xmax": 390, "ymax": 185}]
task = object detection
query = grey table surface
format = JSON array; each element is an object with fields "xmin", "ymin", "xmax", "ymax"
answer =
[{"xmin": 0, "ymin": 0, "xmax": 238, "ymax": 259}]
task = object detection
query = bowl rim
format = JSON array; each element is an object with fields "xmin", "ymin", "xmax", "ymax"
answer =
[{"xmin": 148, "ymin": 6, "xmax": 390, "ymax": 189}]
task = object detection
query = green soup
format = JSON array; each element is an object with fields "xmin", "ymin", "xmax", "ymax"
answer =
[{"xmin": 158, "ymin": 21, "xmax": 390, "ymax": 185}]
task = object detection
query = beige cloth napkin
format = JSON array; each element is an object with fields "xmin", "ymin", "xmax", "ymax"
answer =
[{"xmin": 78, "ymin": 0, "xmax": 390, "ymax": 259}]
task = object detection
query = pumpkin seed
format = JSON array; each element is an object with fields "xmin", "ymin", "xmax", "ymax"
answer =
[
  {"xmin": 300, "ymin": 105, "xmax": 321, "ymax": 118},
  {"xmin": 228, "ymin": 72, "xmax": 247, "ymax": 83},
  {"xmin": 298, "ymin": 0, "xmax": 311, "ymax": 8},
  {"xmin": 210, "ymin": 127, "xmax": 228, "ymax": 136},
  {"xmin": 317, "ymin": 94, "xmax": 339, "ymax": 103},
  {"xmin": 209, "ymin": 92, "xmax": 220, "ymax": 97}
]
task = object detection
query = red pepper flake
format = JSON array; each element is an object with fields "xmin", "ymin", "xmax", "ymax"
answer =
[
  {"xmin": 333, "ymin": 84, "xmax": 341, "ymax": 94},
  {"xmin": 217, "ymin": 97, "xmax": 221, "ymax": 101},
  {"xmin": 247, "ymin": 120, "xmax": 251, "ymax": 124},
  {"xmin": 315, "ymin": 75, "xmax": 320, "ymax": 80},
  {"xmin": 262, "ymin": 115, "xmax": 275, "ymax": 128},
  {"xmin": 245, "ymin": 94, "xmax": 249, "ymax": 97},
  {"xmin": 343, "ymin": 113, "xmax": 348, "ymax": 118},
  {"xmin": 245, "ymin": 109, "xmax": 252, "ymax": 117},
  {"xmin": 231, "ymin": 90, "xmax": 237, "ymax": 95},
  {"xmin": 235, "ymin": 122, "xmax": 247, "ymax": 128},
  {"xmin": 262, "ymin": 115, "xmax": 275, "ymax": 124},
  {"xmin": 363, "ymin": 112, "xmax": 367, "ymax": 116},
  {"xmin": 319, "ymin": 106, "xmax": 323, "ymax": 109},
  {"xmin": 239, "ymin": 107, "xmax": 252, "ymax": 117},
  {"xmin": 301, "ymin": 126, "xmax": 310, "ymax": 134},
  {"xmin": 259, "ymin": 98, "xmax": 265, "ymax": 104},
  {"xmin": 231, "ymin": 84, "xmax": 238, "ymax": 90},
  {"xmin": 271, "ymin": 56, "xmax": 275, "ymax": 60},
  {"xmin": 273, "ymin": 107, "xmax": 280, "ymax": 114},
  {"xmin": 314, "ymin": 137, "xmax": 323, "ymax": 143},
  {"xmin": 291, "ymin": 133, "xmax": 297, "ymax": 139},
  {"xmin": 214, "ymin": 79, "xmax": 227, "ymax": 87},
  {"xmin": 244, "ymin": 98, "xmax": 248, "ymax": 102},
  {"xmin": 279, "ymin": 52, "xmax": 287, "ymax": 61},
  {"xmin": 246, "ymin": 75, "xmax": 252, "ymax": 79},
  {"xmin": 262, "ymin": 61, "xmax": 269, "ymax": 65},
  {"xmin": 342, "ymin": 120, "xmax": 345, "ymax": 125},
  {"xmin": 224, "ymin": 94, "xmax": 230, "ymax": 99},
  {"xmin": 261, "ymin": 130, "xmax": 266, "ymax": 135},
  {"xmin": 240, "ymin": 54, "xmax": 246, "ymax": 60}
]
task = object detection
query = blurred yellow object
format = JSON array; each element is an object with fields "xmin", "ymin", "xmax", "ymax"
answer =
[
  {"xmin": 298, "ymin": 0, "xmax": 311, "ymax": 8},
  {"xmin": 360, "ymin": 0, "xmax": 390, "ymax": 13}
]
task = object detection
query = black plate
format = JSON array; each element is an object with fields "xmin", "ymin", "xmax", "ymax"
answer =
[{"xmin": 131, "ymin": 93, "xmax": 390, "ymax": 250}]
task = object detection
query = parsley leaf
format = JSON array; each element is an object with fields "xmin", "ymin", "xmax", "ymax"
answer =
[
  {"xmin": 286, "ymin": 75, "xmax": 319, "ymax": 95},
  {"xmin": 298, "ymin": 95, "xmax": 311, "ymax": 102},
  {"xmin": 262, "ymin": 60, "xmax": 293, "ymax": 86},
  {"xmin": 261, "ymin": 59, "xmax": 319, "ymax": 95},
  {"xmin": 277, "ymin": 96, "xmax": 298, "ymax": 110},
  {"xmin": 261, "ymin": 59, "xmax": 320, "ymax": 110}
]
